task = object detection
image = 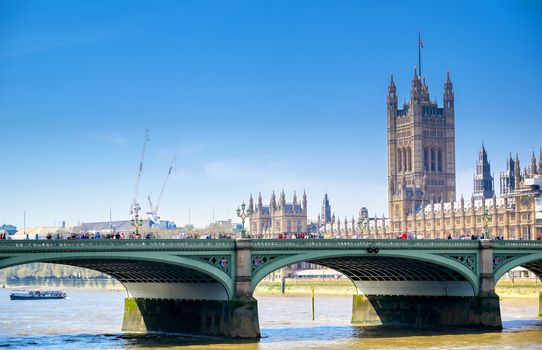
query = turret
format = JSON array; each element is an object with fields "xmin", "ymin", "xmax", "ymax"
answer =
[
  {"xmin": 257, "ymin": 192, "xmax": 263, "ymax": 211},
  {"xmin": 280, "ymin": 189, "xmax": 286, "ymax": 208},
  {"xmin": 539, "ymin": 147, "xmax": 542, "ymax": 175},
  {"xmin": 514, "ymin": 153, "xmax": 521, "ymax": 187},
  {"xmin": 292, "ymin": 191, "xmax": 297, "ymax": 207},
  {"xmin": 531, "ymin": 151, "xmax": 538, "ymax": 175},
  {"xmin": 387, "ymin": 74, "xmax": 398, "ymax": 107},
  {"xmin": 302, "ymin": 190, "xmax": 307, "ymax": 213},
  {"xmin": 444, "ymin": 71, "xmax": 454, "ymax": 110},
  {"xmin": 248, "ymin": 193, "xmax": 254, "ymax": 213},
  {"xmin": 270, "ymin": 190, "xmax": 277, "ymax": 212},
  {"xmin": 410, "ymin": 67, "xmax": 423, "ymax": 106}
]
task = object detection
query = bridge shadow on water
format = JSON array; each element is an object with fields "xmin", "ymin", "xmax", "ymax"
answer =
[
  {"xmin": 2, "ymin": 322, "xmax": 541, "ymax": 350},
  {"xmin": 117, "ymin": 321, "xmax": 542, "ymax": 348}
]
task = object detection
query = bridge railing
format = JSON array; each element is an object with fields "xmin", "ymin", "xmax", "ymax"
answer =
[
  {"xmin": 0, "ymin": 239, "xmax": 236, "ymax": 253},
  {"xmin": 251, "ymin": 239, "xmax": 480, "ymax": 250},
  {"xmin": 3, "ymin": 238, "xmax": 537, "ymax": 254},
  {"xmin": 492, "ymin": 240, "xmax": 542, "ymax": 250}
]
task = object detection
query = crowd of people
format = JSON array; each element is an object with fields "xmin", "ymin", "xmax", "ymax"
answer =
[{"xmin": 2, "ymin": 231, "xmax": 539, "ymax": 241}]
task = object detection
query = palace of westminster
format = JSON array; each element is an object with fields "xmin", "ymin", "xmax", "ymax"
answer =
[{"xmin": 249, "ymin": 69, "xmax": 542, "ymax": 240}]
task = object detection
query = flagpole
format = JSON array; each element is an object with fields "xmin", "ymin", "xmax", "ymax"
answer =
[{"xmin": 418, "ymin": 32, "xmax": 422, "ymax": 77}]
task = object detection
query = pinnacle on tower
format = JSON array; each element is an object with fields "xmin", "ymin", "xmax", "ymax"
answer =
[
  {"xmin": 249, "ymin": 193, "xmax": 254, "ymax": 211},
  {"xmin": 270, "ymin": 190, "xmax": 277, "ymax": 210},
  {"xmin": 530, "ymin": 151, "xmax": 537, "ymax": 175},
  {"xmin": 388, "ymin": 74, "xmax": 396, "ymax": 93},
  {"xmin": 514, "ymin": 153, "xmax": 521, "ymax": 185},
  {"xmin": 445, "ymin": 71, "xmax": 453, "ymax": 89},
  {"xmin": 539, "ymin": 147, "xmax": 542, "ymax": 174}
]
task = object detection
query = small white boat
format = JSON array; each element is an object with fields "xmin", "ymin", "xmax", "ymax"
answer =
[{"xmin": 10, "ymin": 290, "xmax": 66, "ymax": 300}]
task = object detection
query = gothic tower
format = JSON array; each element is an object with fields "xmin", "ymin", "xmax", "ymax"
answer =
[
  {"xmin": 321, "ymin": 193, "xmax": 332, "ymax": 224},
  {"xmin": 387, "ymin": 69, "xmax": 456, "ymax": 234},
  {"xmin": 500, "ymin": 154, "xmax": 516, "ymax": 194},
  {"xmin": 473, "ymin": 144, "xmax": 494, "ymax": 199}
]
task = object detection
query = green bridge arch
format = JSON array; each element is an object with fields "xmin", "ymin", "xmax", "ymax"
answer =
[
  {"xmin": 494, "ymin": 252, "xmax": 542, "ymax": 282},
  {"xmin": 0, "ymin": 240, "xmax": 236, "ymax": 300},
  {"xmin": 492, "ymin": 241, "xmax": 542, "ymax": 283},
  {"xmin": 250, "ymin": 240, "xmax": 480, "ymax": 296}
]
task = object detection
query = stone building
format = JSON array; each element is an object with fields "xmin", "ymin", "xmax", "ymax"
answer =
[
  {"xmin": 387, "ymin": 69, "xmax": 456, "ymax": 235},
  {"xmin": 383, "ymin": 68, "xmax": 542, "ymax": 239},
  {"xmin": 248, "ymin": 190, "xmax": 307, "ymax": 238}
]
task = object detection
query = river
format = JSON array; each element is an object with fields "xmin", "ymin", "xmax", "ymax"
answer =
[{"xmin": 1, "ymin": 288, "xmax": 542, "ymax": 349}]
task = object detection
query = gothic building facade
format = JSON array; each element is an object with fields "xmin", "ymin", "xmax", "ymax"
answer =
[
  {"xmin": 387, "ymin": 69, "xmax": 456, "ymax": 234},
  {"xmin": 384, "ymin": 68, "xmax": 541, "ymax": 239},
  {"xmin": 248, "ymin": 191, "xmax": 308, "ymax": 238}
]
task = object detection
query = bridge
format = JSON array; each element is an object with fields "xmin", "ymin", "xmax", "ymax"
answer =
[{"xmin": 1, "ymin": 239, "xmax": 542, "ymax": 338}]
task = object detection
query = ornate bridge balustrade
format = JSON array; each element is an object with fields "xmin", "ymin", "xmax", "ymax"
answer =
[{"xmin": 2, "ymin": 239, "xmax": 542, "ymax": 338}]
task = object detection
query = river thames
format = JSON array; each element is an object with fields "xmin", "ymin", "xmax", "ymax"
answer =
[{"xmin": 1, "ymin": 288, "xmax": 542, "ymax": 349}]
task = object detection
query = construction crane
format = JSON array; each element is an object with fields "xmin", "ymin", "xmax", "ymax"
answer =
[
  {"xmin": 130, "ymin": 129, "xmax": 150, "ymax": 233},
  {"xmin": 147, "ymin": 157, "xmax": 176, "ymax": 225}
]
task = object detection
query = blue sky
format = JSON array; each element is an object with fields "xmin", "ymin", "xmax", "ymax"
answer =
[{"xmin": 1, "ymin": 0, "xmax": 541, "ymax": 228}]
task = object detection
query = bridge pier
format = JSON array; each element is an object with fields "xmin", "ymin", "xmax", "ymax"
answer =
[
  {"xmin": 122, "ymin": 297, "xmax": 259, "ymax": 337},
  {"xmin": 351, "ymin": 294, "xmax": 501, "ymax": 328},
  {"xmin": 121, "ymin": 238, "xmax": 260, "ymax": 338}
]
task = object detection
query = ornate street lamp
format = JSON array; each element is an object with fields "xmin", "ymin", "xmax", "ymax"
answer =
[
  {"xmin": 481, "ymin": 208, "xmax": 492, "ymax": 239},
  {"xmin": 357, "ymin": 217, "xmax": 368, "ymax": 238},
  {"xmin": 131, "ymin": 213, "xmax": 144, "ymax": 237},
  {"xmin": 236, "ymin": 202, "xmax": 252, "ymax": 239}
]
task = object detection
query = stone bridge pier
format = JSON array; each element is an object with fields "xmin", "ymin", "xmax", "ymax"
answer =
[
  {"xmin": 122, "ymin": 238, "xmax": 260, "ymax": 338},
  {"xmin": 351, "ymin": 240, "xmax": 502, "ymax": 329}
]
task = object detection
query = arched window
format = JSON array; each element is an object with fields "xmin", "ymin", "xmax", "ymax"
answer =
[
  {"xmin": 397, "ymin": 148, "xmax": 402, "ymax": 172},
  {"xmin": 424, "ymin": 147, "xmax": 429, "ymax": 171},
  {"xmin": 430, "ymin": 148, "xmax": 436, "ymax": 171},
  {"xmin": 407, "ymin": 146, "xmax": 412, "ymax": 171},
  {"xmin": 403, "ymin": 148, "xmax": 407, "ymax": 172},
  {"xmin": 437, "ymin": 148, "xmax": 443, "ymax": 172}
]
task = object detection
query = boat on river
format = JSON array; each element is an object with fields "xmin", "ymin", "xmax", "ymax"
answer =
[{"xmin": 10, "ymin": 290, "xmax": 67, "ymax": 300}]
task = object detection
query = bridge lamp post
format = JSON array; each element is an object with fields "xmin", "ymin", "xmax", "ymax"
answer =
[
  {"xmin": 481, "ymin": 208, "xmax": 492, "ymax": 239},
  {"xmin": 237, "ymin": 202, "xmax": 251, "ymax": 239},
  {"xmin": 357, "ymin": 218, "xmax": 367, "ymax": 239},
  {"xmin": 131, "ymin": 213, "xmax": 144, "ymax": 237}
]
